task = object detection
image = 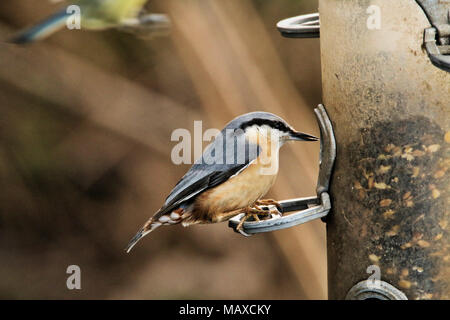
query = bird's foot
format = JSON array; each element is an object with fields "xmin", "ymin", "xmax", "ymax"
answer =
[
  {"xmin": 255, "ymin": 199, "xmax": 283, "ymax": 213},
  {"xmin": 236, "ymin": 207, "xmax": 272, "ymax": 231}
]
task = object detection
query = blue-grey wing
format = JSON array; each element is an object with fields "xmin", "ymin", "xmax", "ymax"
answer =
[{"xmin": 155, "ymin": 130, "xmax": 259, "ymax": 217}]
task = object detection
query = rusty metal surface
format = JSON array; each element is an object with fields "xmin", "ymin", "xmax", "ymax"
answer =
[{"xmin": 320, "ymin": 0, "xmax": 450, "ymax": 299}]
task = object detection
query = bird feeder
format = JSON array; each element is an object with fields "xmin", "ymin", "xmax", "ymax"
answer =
[
  {"xmin": 319, "ymin": 0, "xmax": 449, "ymax": 300},
  {"xmin": 231, "ymin": 0, "xmax": 449, "ymax": 300}
]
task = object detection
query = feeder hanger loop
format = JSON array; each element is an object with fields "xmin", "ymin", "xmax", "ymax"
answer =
[
  {"xmin": 229, "ymin": 104, "xmax": 336, "ymax": 236},
  {"xmin": 276, "ymin": 13, "xmax": 320, "ymax": 38}
]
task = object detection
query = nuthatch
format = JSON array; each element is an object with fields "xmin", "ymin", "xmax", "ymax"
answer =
[
  {"xmin": 126, "ymin": 112, "xmax": 318, "ymax": 252},
  {"xmin": 9, "ymin": 0, "xmax": 170, "ymax": 44}
]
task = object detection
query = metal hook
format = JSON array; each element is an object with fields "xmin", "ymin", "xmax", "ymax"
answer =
[
  {"xmin": 229, "ymin": 104, "xmax": 336, "ymax": 236},
  {"xmin": 424, "ymin": 27, "xmax": 450, "ymax": 73},
  {"xmin": 276, "ymin": 13, "xmax": 320, "ymax": 38},
  {"xmin": 416, "ymin": 0, "xmax": 450, "ymax": 73}
]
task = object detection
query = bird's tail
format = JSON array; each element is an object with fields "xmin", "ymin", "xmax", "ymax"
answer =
[
  {"xmin": 9, "ymin": 9, "xmax": 70, "ymax": 44},
  {"xmin": 125, "ymin": 218, "xmax": 162, "ymax": 253}
]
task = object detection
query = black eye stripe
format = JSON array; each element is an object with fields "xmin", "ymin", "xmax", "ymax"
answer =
[{"xmin": 239, "ymin": 119, "xmax": 292, "ymax": 133}]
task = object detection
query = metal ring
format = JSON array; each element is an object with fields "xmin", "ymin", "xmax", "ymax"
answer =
[
  {"xmin": 277, "ymin": 13, "xmax": 320, "ymax": 38},
  {"xmin": 346, "ymin": 280, "xmax": 408, "ymax": 300}
]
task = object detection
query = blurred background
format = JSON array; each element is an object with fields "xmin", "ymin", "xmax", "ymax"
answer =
[{"xmin": 0, "ymin": 0, "xmax": 325, "ymax": 299}]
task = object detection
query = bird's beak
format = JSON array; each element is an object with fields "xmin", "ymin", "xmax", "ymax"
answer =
[{"xmin": 288, "ymin": 131, "xmax": 319, "ymax": 141}]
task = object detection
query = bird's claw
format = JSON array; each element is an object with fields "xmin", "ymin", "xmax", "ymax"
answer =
[
  {"xmin": 235, "ymin": 206, "xmax": 272, "ymax": 231},
  {"xmin": 255, "ymin": 199, "xmax": 283, "ymax": 214}
]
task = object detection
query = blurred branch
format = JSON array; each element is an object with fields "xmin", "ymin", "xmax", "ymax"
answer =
[
  {"xmin": 0, "ymin": 0, "xmax": 326, "ymax": 299},
  {"xmin": 0, "ymin": 23, "xmax": 201, "ymax": 156}
]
